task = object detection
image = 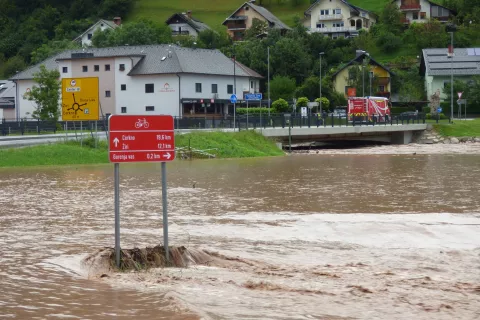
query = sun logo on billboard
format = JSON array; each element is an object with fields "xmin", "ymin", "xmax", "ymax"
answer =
[
  {"xmin": 70, "ymin": 80, "xmax": 77, "ymax": 87},
  {"xmin": 164, "ymin": 83, "xmax": 170, "ymax": 89}
]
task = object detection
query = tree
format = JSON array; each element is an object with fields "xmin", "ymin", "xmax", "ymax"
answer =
[
  {"xmin": 315, "ymin": 97, "xmax": 330, "ymax": 112},
  {"xmin": 91, "ymin": 19, "xmax": 172, "ymax": 47},
  {"xmin": 31, "ymin": 39, "xmax": 81, "ymax": 64},
  {"xmin": 244, "ymin": 18, "xmax": 268, "ymax": 39},
  {"xmin": 379, "ymin": 2, "xmax": 403, "ymax": 35},
  {"xmin": 197, "ymin": 29, "xmax": 230, "ymax": 49},
  {"xmin": 24, "ymin": 65, "xmax": 61, "ymax": 121},
  {"xmin": 296, "ymin": 96, "xmax": 309, "ymax": 112},
  {"xmin": 1, "ymin": 55, "xmax": 26, "ymax": 78},
  {"xmin": 270, "ymin": 37, "xmax": 311, "ymax": 84},
  {"xmin": 269, "ymin": 75, "xmax": 296, "ymax": 101},
  {"xmin": 272, "ymin": 98, "xmax": 289, "ymax": 113}
]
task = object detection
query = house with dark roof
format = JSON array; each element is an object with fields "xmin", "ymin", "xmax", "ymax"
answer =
[
  {"xmin": 9, "ymin": 45, "xmax": 262, "ymax": 120},
  {"xmin": 332, "ymin": 50, "xmax": 394, "ymax": 99},
  {"xmin": 223, "ymin": 1, "xmax": 291, "ymax": 41},
  {"xmin": 420, "ymin": 48, "xmax": 480, "ymax": 100},
  {"xmin": 304, "ymin": 0, "xmax": 377, "ymax": 38},
  {"xmin": 166, "ymin": 11, "xmax": 211, "ymax": 38},
  {"xmin": 74, "ymin": 18, "xmax": 122, "ymax": 47},
  {"xmin": 393, "ymin": 0, "xmax": 454, "ymax": 25},
  {"xmin": 0, "ymin": 80, "xmax": 16, "ymax": 120}
]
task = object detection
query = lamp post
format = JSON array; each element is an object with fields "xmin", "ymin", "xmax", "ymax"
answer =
[
  {"xmin": 369, "ymin": 71, "xmax": 372, "ymax": 97},
  {"xmin": 319, "ymin": 52, "xmax": 324, "ymax": 114},
  {"xmin": 268, "ymin": 46, "xmax": 270, "ymax": 117},
  {"xmin": 449, "ymin": 31, "xmax": 454, "ymax": 121},
  {"xmin": 362, "ymin": 65, "xmax": 365, "ymax": 97},
  {"xmin": 233, "ymin": 43, "xmax": 237, "ymax": 131}
]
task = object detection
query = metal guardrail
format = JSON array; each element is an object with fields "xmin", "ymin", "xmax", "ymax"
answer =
[{"xmin": 0, "ymin": 113, "xmax": 443, "ymax": 136}]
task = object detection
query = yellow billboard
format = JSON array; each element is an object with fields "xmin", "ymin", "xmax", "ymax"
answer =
[{"xmin": 61, "ymin": 77, "xmax": 99, "ymax": 121}]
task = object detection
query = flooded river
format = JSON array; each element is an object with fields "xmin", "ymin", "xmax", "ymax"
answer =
[{"xmin": 1, "ymin": 145, "xmax": 479, "ymax": 319}]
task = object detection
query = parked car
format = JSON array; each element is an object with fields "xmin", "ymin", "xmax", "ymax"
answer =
[{"xmin": 400, "ymin": 111, "xmax": 418, "ymax": 120}]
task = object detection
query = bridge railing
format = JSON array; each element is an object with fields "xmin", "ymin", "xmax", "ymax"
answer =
[{"xmin": 1, "ymin": 113, "xmax": 435, "ymax": 136}]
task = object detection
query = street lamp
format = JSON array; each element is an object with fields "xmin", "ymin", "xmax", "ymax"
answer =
[
  {"xmin": 268, "ymin": 46, "xmax": 271, "ymax": 117},
  {"xmin": 446, "ymin": 23, "xmax": 456, "ymax": 121},
  {"xmin": 362, "ymin": 65, "xmax": 365, "ymax": 97},
  {"xmin": 319, "ymin": 52, "xmax": 324, "ymax": 114},
  {"xmin": 369, "ymin": 71, "xmax": 372, "ymax": 96},
  {"xmin": 233, "ymin": 43, "xmax": 237, "ymax": 131}
]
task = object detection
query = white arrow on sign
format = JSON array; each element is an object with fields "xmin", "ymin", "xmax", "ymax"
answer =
[
  {"xmin": 163, "ymin": 152, "xmax": 171, "ymax": 160},
  {"xmin": 113, "ymin": 137, "xmax": 120, "ymax": 147},
  {"xmin": 458, "ymin": 92, "xmax": 463, "ymax": 99}
]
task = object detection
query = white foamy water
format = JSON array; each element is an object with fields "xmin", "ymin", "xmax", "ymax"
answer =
[{"xmin": 1, "ymin": 147, "xmax": 480, "ymax": 319}]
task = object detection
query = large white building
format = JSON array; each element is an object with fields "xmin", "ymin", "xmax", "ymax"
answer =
[
  {"xmin": 9, "ymin": 45, "xmax": 262, "ymax": 121},
  {"xmin": 303, "ymin": 0, "xmax": 376, "ymax": 39},
  {"xmin": 73, "ymin": 18, "xmax": 121, "ymax": 47}
]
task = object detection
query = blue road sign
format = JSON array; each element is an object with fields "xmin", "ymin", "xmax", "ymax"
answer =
[
  {"xmin": 244, "ymin": 93, "xmax": 263, "ymax": 101},
  {"xmin": 230, "ymin": 94, "xmax": 237, "ymax": 104},
  {"xmin": 437, "ymin": 107, "xmax": 443, "ymax": 113}
]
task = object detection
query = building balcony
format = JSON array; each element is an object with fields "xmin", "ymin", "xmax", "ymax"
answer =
[
  {"xmin": 318, "ymin": 13, "xmax": 343, "ymax": 21},
  {"xmin": 172, "ymin": 30, "xmax": 190, "ymax": 36},
  {"xmin": 311, "ymin": 26, "xmax": 357, "ymax": 33},
  {"xmin": 227, "ymin": 23, "xmax": 246, "ymax": 30},
  {"xmin": 375, "ymin": 91, "xmax": 391, "ymax": 99},
  {"xmin": 400, "ymin": 4, "xmax": 421, "ymax": 10}
]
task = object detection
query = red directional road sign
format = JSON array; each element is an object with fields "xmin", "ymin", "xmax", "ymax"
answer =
[{"xmin": 109, "ymin": 115, "xmax": 175, "ymax": 163}]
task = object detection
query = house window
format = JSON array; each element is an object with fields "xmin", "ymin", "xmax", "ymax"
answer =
[
  {"xmin": 145, "ymin": 83, "xmax": 154, "ymax": 93},
  {"xmin": 334, "ymin": 8, "xmax": 341, "ymax": 14},
  {"xmin": 195, "ymin": 83, "xmax": 202, "ymax": 93},
  {"xmin": 94, "ymin": 65, "xmax": 99, "ymax": 72},
  {"xmin": 412, "ymin": 12, "xmax": 418, "ymax": 20},
  {"xmin": 121, "ymin": 84, "xmax": 126, "ymax": 91},
  {"xmin": 348, "ymin": 69, "xmax": 355, "ymax": 80},
  {"xmin": 320, "ymin": 9, "xmax": 330, "ymax": 15},
  {"xmin": 333, "ymin": 22, "xmax": 344, "ymax": 27},
  {"xmin": 443, "ymin": 80, "xmax": 451, "ymax": 88},
  {"xmin": 212, "ymin": 84, "xmax": 218, "ymax": 93},
  {"xmin": 87, "ymin": 33, "xmax": 92, "ymax": 40},
  {"xmin": 82, "ymin": 66, "xmax": 88, "ymax": 72},
  {"xmin": 146, "ymin": 106, "xmax": 155, "ymax": 111},
  {"xmin": 420, "ymin": 12, "xmax": 426, "ymax": 19},
  {"xmin": 105, "ymin": 64, "xmax": 110, "ymax": 71},
  {"xmin": 250, "ymin": 81, "xmax": 254, "ymax": 89},
  {"xmin": 316, "ymin": 23, "xmax": 326, "ymax": 28},
  {"xmin": 121, "ymin": 107, "xmax": 127, "ymax": 113},
  {"xmin": 62, "ymin": 67, "xmax": 68, "ymax": 73},
  {"xmin": 227, "ymin": 84, "xmax": 233, "ymax": 94},
  {"xmin": 105, "ymin": 90, "xmax": 111, "ymax": 97},
  {"xmin": 119, "ymin": 64, "xmax": 125, "ymax": 71},
  {"xmin": 369, "ymin": 71, "xmax": 374, "ymax": 78},
  {"xmin": 378, "ymin": 85, "xmax": 385, "ymax": 92}
]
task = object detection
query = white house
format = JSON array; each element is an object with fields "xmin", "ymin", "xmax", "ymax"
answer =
[
  {"xmin": 393, "ymin": 0, "xmax": 454, "ymax": 25},
  {"xmin": 9, "ymin": 45, "xmax": 262, "ymax": 120},
  {"xmin": 166, "ymin": 11, "xmax": 211, "ymax": 38},
  {"xmin": 74, "ymin": 18, "xmax": 121, "ymax": 47},
  {"xmin": 0, "ymin": 80, "xmax": 16, "ymax": 120},
  {"xmin": 304, "ymin": 0, "xmax": 377, "ymax": 38}
]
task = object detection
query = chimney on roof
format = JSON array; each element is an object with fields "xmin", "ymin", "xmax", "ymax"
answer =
[
  {"xmin": 113, "ymin": 17, "xmax": 122, "ymax": 26},
  {"xmin": 187, "ymin": 10, "xmax": 192, "ymax": 19},
  {"xmin": 356, "ymin": 50, "xmax": 365, "ymax": 58}
]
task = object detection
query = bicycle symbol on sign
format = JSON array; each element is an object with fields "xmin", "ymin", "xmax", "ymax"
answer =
[{"xmin": 135, "ymin": 118, "xmax": 150, "ymax": 129}]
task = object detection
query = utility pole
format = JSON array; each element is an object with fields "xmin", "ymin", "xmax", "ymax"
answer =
[
  {"xmin": 319, "ymin": 52, "xmax": 324, "ymax": 114},
  {"xmin": 268, "ymin": 46, "xmax": 270, "ymax": 117},
  {"xmin": 450, "ymin": 31, "xmax": 454, "ymax": 121},
  {"xmin": 233, "ymin": 43, "xmax": 236, "ymax": 131}
]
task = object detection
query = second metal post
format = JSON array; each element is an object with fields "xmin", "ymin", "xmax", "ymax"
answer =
[{"xmin": 161, "ymin": 162, "xmax": 169, "ymax": 263}]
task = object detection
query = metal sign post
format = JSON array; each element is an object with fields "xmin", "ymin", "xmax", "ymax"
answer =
[
  {"xmin": 230, "ymin": 94, "xmax": 237, "ymax": 131},
  {"xmin": 245, "ymin": 93, "xmax": 263, "ymax": 130},
  {"xmin": 109, "ymin": 115, "xmax": 176, "ymax": 268}
]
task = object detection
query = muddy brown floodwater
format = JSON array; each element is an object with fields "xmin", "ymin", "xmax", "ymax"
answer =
[{"xmin": 1, "ymin": 145, "xmax": 480, "ymax": 319}]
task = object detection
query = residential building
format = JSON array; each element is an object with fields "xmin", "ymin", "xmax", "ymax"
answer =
[
  {"xmin": 304, "ymin": 0, "xmax": 377, "ymax": 38},
  {"xmin": 9, "ymin": 45, "xmax": 262, "ymax": 121},
  {"xmin": 420, "ymin": 48, "xmax": 480, "ymax": 100},
  {"xmin": 0, "ymin": 80, "xmax": 16, "ymax": 120},
  {"xmin": 74, "ymin": 17, "xmax": 122, "ymax": 47},
  {"xmin": 394, "ymin": 0, "xmax": 454, "ymax": 24},
  {"xmin": 222, "ymin": 1, "xmax": 291, "ymax": 41},
  {"xmin": 332, "ymin": 50, "xmax": 394, "ymax": 99},
  {"xmin": 166, "ymin": 11, "xmax": 211, "ymax": 38}
]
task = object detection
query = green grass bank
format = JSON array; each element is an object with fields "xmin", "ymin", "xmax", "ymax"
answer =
[
  {"xmin": 0, "ymin": 131, "xmax": 284, "ymax": 168},
  {"xmin": 433, "ymin": 118, "xmax": 480, "ymax": 137}
]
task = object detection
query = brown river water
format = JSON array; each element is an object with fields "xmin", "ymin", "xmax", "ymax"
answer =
[{"xmin": 1, "ymin": 144, "xmax": 480, "ymax": 320}]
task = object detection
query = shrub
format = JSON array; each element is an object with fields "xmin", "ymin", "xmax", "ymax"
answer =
[
  {"xmin": 236, "ymin": 107, "xmax": 271, "ymax": 115},
  {"xmin": 272, "ymin": 98, "xmax": 289, "ymax": 113}
]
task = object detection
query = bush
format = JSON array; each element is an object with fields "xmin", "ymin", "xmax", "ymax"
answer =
[
  {"xmin": 422, "ymin": 106, "xmax": 430, "ymax": 113},
  {"xmin": 272, "ymin": 98, "xmax": 289, "ymax": 113},
  {"xmin": 391, "ymin": 106, "xmax": 416, "ymax": 114},
  {"xmin": 426, "ymin": 113, "xmax": 447, "ymax": 120},
  {"xmin": 236, "ymin": 107, "xmax": 271, "ymax": 115}
]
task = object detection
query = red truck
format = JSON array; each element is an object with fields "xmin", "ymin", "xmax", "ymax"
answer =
[{"xmin": 347, "ymin": 96, "xmax": 391, "ymax": 123}]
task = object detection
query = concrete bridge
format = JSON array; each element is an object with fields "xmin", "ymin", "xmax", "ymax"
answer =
[{"xmin": 256, "ymin": 124, "xmax": 427, "ymax": 145}]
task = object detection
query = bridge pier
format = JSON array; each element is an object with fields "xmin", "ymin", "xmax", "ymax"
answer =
[{"xmin": 391, "ymin": 131, "xmax": 414, "ymax": 145}]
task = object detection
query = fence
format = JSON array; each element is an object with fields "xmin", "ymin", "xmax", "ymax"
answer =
[{"xmin": 1, "ymin": 113, "xmax": 441, "ymax": 136}]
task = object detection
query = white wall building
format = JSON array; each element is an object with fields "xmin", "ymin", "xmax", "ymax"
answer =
[
  {"xmin": 9, "ymin": 45, "xmax": 262, "ymax": 121},
  {"xmin": 74, "ymin": 18, "xmax": 121, "ymax": 47},
  {"xmin": 304, "ymin": 0, "xmax": 376, "ymax": 39},
  {"xmin": 394, "ymin": 0, "xmax": 454, "ymax": 25},
  {"xmin": 166, "ymin": 12, "xmax": 211, "ymax": 38}
]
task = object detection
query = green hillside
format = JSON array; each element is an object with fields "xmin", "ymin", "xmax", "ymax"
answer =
[{"xmin": 130, "ymin": 0, "xmax": 389, "ymax": 29}]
